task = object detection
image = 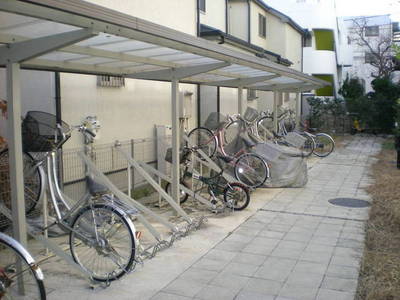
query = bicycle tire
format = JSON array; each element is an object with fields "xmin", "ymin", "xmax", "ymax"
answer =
[
  {"xmin": 69, "ymin": 203, "xmax": 136, "ymax": 282},
  {"xmin": 256, "ymin": 116, "xmax": 274, "ymax": 142},
  {"xmin": 165, "ymin": 181, "xmax": 189, "ymax": 204},
  {"xmin": 223, "ymin": 182, "xmax": 250, "ymax": 211},
  {"xmin": 0, "ymin": 232, "xmax": 46, "ymax": 299},
  {"xmin": 0, "ymin": 149, "xmax": 42, "ymax": 229},
  {"xmin": 234, "ymin": 153, "xmax": 269, "ymax": 188},
  {"xmin": 299, "ymin": 133, "xmax": 315, "ymax": 157},
  {"xmin": 313, "ymin": 133, "xmax": 335, "ymax": 157},
  {"xmin": 187, "ymin": 127, "xmax": 217, "ymax": 158},
  {"xmin": 223, "ymin": 120, "xmax": 242, "ymax": 145}
]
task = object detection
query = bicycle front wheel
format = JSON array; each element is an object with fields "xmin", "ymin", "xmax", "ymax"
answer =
[
  {"xmin": 70, "ymin": 204, "xmax": 136, "ymax": 282},
  {"xmin": 234, "ymin": 153, "xmax": 269, "ymax": 188},
  {"xmin": 188, "ymin": 127, "xmax": 217, "ymax": 158},
  {"xmin": 223, "ymin": 183, "xmax": 250, "ymax": 211},
  {"xmin": 0, "ymin": 150, "xmax": 42, "ymax": 229},
  {"xmin": 313, "ymin": 133, "xmax": 335, "ymax": 157},
  {"xmin": 256, "ymin": 116, "xmax": 274, "ymax": 142},
  {"xmin": 0, "ymin": 232, "xmax": 46, "ymax": 299}
]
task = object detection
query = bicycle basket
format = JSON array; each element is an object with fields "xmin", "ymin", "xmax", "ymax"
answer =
[
  {"xmin": 243, "ymin": 107, "xmax": 259, "ymax": 123},
  {"xmin": 204, "ymin": 112, "xmax": 228, "ymax": 131},
  {"xmin": 22, "ymin": 111, "xmax": 70, "ymax": 152}
]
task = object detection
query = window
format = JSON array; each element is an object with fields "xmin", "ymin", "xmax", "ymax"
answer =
[
  {"xmin": 365, "ymin": 52, "xmax": 376, "ymax": 63},
  {"xmin": 365, "ymin": 26, "xmax": 379, "ymax": 37},
  {"xmin": 97, "ymin": 75, "xmax": 125, "ymax": 87},
  {"xmin": 304, "ymin": 35, "xmax": 312, "ymax": 47},
  {"xmin": 347, "ymin": 36, "xmax": 351, "ymax": 45},
  {"xmin": 258, "ymin": 14, "xmax": 266, "ymax": 38},
  {"xmin": 199, "ymin": 0, "xmax": 206, "ymax": 13}
]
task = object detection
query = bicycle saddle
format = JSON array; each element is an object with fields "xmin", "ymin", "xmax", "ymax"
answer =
[{"xmin": 86, "ymin": 174, "xmax": 109, "ymax": 195}]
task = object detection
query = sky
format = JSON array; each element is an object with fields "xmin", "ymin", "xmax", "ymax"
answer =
[{"xmin": 335, "ymin": 0, "xmax": 400, "ymax": 22}]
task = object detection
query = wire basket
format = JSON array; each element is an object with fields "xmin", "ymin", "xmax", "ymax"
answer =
[
  {"xmin": 164, "ymin": 147, "xmax": 191, "ymax": 164},
  {"xmin": 243, "ymin": 107, "xmax": 259, "ymax": 123},
  {"xmin": 22, "ymin": 111, "xmax": 70, "ymax": 152}
]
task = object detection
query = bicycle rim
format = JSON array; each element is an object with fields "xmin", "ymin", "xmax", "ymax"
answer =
[
  {"xmin": 223, "ymin": 183, "xmax": 250, "ymax": 211},
  {"xmin": 0, "ymin": 150, "xmax": 42, "ymax": 229},
  {"xmin": 300, "ymin": 134, "xmax": 315, "ymax": 157},
  {"xmin": 313, "ymin": 133, "xmax": 335, "ymax": 157},
  {"xmin": 188, "ymin": 127, "xmax": 217, "ymax": 158},
  {"xmin": 234, "ymin": 154, "xmax": 268, "ymax": 188},
  {"xmin": 257, "ymin": 117, "xmax": 274, "ymax": 141},
  {"xmin": 69, "ymin": 204, "xmax": 135, "ymax": 282},
  {"xmin": 0, "ymin": 237, "xmax": 46, "ymax": 299}
]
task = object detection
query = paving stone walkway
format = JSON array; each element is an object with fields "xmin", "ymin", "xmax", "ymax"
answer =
[{"xmin": 151, "ymin": 136, "xmax": 381, "ymax": 300}]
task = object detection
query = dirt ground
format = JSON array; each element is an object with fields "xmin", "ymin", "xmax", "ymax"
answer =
[{"xmin": 356, "ymin": 139, "xmax": 400, "ymax": 300}]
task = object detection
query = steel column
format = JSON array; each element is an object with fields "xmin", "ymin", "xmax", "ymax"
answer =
[
  {"xmin": 295, "ymin": 93, "xmax": 301, "ymax": 128},
  {"xmin": 238, "ymin": 86, "xmax": 245, "ymax": 115},
  {"xmin": 273, "ymin": 92, "xmax": 279, "ymax": 133},
  {"xmin": 7, "ymin": 63, "xmax": 27, "ymax": 246},
  {"xmin": 171, "ymin": 79, "xmax": 180, "ymax": 204}
]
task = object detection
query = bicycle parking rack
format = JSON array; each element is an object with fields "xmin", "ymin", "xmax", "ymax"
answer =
[
  {"xmin": 78, "ymin": 153, "xmax": 206, "ymax": 249},
  {"xmin": 116, "ymin": 144, "xmax": 222, "ymax": 213}
]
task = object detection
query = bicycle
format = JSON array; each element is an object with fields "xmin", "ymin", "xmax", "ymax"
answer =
[
  {"xmin": 255, "ymin": 109, "xmax": 316, "ymax": 157},
  {"xmin": 165, "ymin": 147, "xmax": 250, "ymax": 211},
  {"xmin": 0, "ymin": 232, "xmax": 46, "ymax": 299},
  {"xmin": 17, "ymin": 111, "xmax": 138, "ymax": 282},
  {"xmin": 187, "ymin": 114, "xmax": 269, "ymax": 188}
]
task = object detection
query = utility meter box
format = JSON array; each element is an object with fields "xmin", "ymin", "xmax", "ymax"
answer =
[{"xmin": 179, "ymin": 91, "xmax": 193, "ymax": 119}]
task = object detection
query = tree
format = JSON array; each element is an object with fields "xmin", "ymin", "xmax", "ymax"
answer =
[{"xmin": 350, "ymin": 17, "xmax": 396, "ymax": 78}]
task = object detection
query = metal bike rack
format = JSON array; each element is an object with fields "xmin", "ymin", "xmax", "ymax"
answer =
[
  {"xmin": 116, "ymin": 145, "xmax": 221, "ymax": 212},
  {"xmin": 78, "ymin": 152, "xmax": 205, "ymax": 235}
]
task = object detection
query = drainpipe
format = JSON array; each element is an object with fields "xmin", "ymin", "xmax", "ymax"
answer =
[
  {"xmin": 247, "ymin": 0, "xmax": 251, "ymax": 43},
  {"xmin": 54, "ymin": 71, "xmax": 64, "ymax": 188},
  {"xmin": 225, "ymin": 0, "xmax": 229, "ymax": 33},
  {"xmin": 196, "ymin": 0, "xmax": 201, "ymax": 36}
]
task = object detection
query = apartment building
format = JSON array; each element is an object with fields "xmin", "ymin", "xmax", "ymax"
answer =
[
  {"xmin": 339, "ymin": 15, "xmax": 398, "ymax": 93},
  {"xmin": 262, "ymin": 0, "xmax": 349, "ymax": 97},
  {"xmin": 0, "ymin": 0, "xmax": 306, "ymax": 148}
]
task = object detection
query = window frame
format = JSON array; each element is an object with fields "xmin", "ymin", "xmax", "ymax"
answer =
[
  {"xmin": 365, "ymin": 52, "xmax": 376, "ymax": 64},
  {"xmin": 365, "ymin": 26, "xmax": 379, "ymax": 37},
  {"xmin": 258, "ymin": 13, "xmax": 266, "ymax": 38}
]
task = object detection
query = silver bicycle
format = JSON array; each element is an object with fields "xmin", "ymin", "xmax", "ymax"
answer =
[
  {"xmin": 0, "ymin": 232, "xmax": 46, "ymax": 299},
  {"xmin": 18, "ymin": 111, "xmax": 138, "ymax": 282}
]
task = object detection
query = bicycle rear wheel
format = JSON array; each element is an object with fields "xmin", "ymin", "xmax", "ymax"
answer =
[
  {"xmin": 69, "ymin": 204, "xmax": 136, "ymax": 282},
  {"xmin": 313, "ymin": 133, "xmax": 335, "ymax": 157},
  {"xmin": 223, "ymin": 183, "xmax": 250, "ymax": 211},
  {"xmin": 0, "ymin": 232, "xmax": 46, "ymax": 299},
  {"xmin": 234, "ymin": 153, "xmax": 269, "ymax": 188},
  {"xmin": 188, "ymin": 127, "xmax": 217, "ymax": 158},
  {"xmin": 0, "ymin": 150, "xmax": 42, "ymax": 229},
  {"xmin": 256, "ymin": 116, "xmax": 274, "ymax": 142},
  {"xmin": 165, "ymin": 181, "xmax": 189, "ymax": 204},
  {"xmin": 299, "ymin": 133, "xmax": 315, "ymax": 157}
]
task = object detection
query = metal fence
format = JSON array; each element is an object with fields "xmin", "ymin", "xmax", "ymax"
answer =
[{"xmin": 62, "ymin": 136, "xmax": 172, "ymax": 200}]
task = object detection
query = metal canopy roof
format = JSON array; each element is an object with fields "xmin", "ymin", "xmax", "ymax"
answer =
[{"xmin": 0, "ymin": 0, "xmax": 329, "ymax": 92}]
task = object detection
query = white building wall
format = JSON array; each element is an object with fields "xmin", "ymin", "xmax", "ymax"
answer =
[
  {"xmin": 285, "ymin": 25, "xmax": 303, "ymax": 71},
  {"xmin": 58, "ymin": 0, "xmax": 198, "ymax": 149},
  {"xmin": 228, "ymin": 1, "xmax": 249, "ymax": 41},
  {"xmin": 200, "ymin": 0, "xmax": 227, "ymax": 32}
]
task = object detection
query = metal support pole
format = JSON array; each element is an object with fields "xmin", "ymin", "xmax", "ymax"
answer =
[
  {"xmin": 171, "ymin": 79, "xmax": 180, "ymax": 205},
  {"xmin": 238, "ymin": 86, "xmax": 245, "ymax": 115},
  {"xmin": 295, "ymin": 93, "xmax": 301, "ymax": 128},
  {"xmin": 7, "ymin": 63, "xmax": 27, "ymax": 246},
  {"xmin": 273, "ymin": 92, "xmax": 279, "ymax": 133}
]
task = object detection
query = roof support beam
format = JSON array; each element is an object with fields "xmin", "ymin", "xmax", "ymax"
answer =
[
  {"xmin": 255, "ymin": 82, "xmax": 313, "ymax": 91},
  {"xmin": 126, "ymin": 61, "xmax": 230, "ymax": 80},
  {"xmin": 206, "ymin": 74, "xmax": 281, "ymax": 87},
  {"xmin": 0, "ymin": 28, "xmax": 96, "ymax": 65}
]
